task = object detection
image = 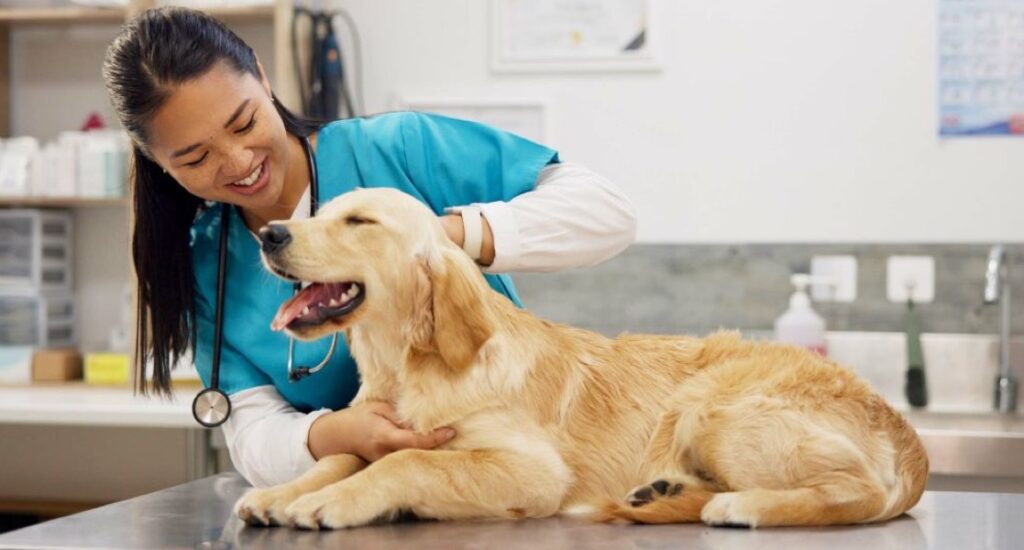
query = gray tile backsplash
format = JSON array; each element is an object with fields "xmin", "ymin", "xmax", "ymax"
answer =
[{"xmin": 512, "ymin": 244, "xmax": 1024, "ymax": 337}]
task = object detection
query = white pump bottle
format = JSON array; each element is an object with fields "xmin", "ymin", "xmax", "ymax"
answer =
[{"xmin": 773, "ymin": 274, "xmax": 829, "ymax": 356}]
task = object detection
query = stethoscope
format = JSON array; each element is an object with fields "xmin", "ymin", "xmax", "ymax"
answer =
[{"xmin": 191, "ymin": 135, "xmax": 339, "ymax": 428}]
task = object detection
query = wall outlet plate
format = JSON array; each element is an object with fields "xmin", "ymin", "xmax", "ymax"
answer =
[
  {"xmin": 887, "ymin": 256, "xmax": 935, "ymax": 303},
  {"xmin": 810, "ymin": 255, "xmax": 858, "ymax": 302}
]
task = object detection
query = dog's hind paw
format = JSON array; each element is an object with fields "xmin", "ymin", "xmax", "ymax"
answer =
[{"xmin": 625, "ymin": 478, "xmax": 686, "ymax": 508}]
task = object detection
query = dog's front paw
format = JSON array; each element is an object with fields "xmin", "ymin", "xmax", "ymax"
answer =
[
  {"xmin": 625, "ymin": 478, "xmax": 686, "ymax": 508},
  {"xmin": 234, "ymin": 485, "xmax": 302, "ymax": 527},
  {"xmin": 700, "ymin": 493, "xmax": 755, "ymax": 528},
  {"xmin": 285, "ymin": 486, "xmax": 390, "ymax": 530}
]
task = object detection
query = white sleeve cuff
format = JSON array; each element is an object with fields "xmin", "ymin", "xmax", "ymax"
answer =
[
  {"xmin": 476, "ymin": 201, "xmax": 521, "ymax": 273},
  {"xmin": 449, "ymin": 162, "xmax": 636, "ymax": 274},
  {"xmin": 444, "ymin": 203, "xmax": 522, "ymax": 273},
  {"xmin": 293, "ymin": 407, "xmax": 333, "ymax": 471}
]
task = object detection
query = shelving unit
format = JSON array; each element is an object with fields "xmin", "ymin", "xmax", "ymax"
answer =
[
  {"xmin": 0, "ymin": 5, "xmax": 275, "ymax": 24},
  {"xmin": 0, "ymin": 7, "xmax": 125, "ymax": 25},
  {"xmin": 0, "ymin": 0, "xmax": 300, "ymax": 138},
  {"xmin": 0, "ymin": 0, "xmax": 303, "ymax": 350},
  {"xmin": 0, "ymin": 0, "xmax": 305, "ymax": 516},
  {"xmin": 0, "ymin": 0, "xmax": 303, "ymax": 357},
  {"xmin": 0, "ymin": 197, "xmax": 128, "ymax": 208}
]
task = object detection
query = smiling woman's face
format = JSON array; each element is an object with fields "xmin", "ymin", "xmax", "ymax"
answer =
[{"xmin": 146, "ymin": 61, "xmax": 291, "ymax": 210}]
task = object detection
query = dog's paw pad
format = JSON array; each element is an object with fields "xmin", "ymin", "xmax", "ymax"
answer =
[
  {"xmin": 628, "ymin": 487, "xmax": 654, "ymax": 507},
  {"xmin": 647, "ymin": 477, "xmax": 671, "ymax": 495},
  {"xmin": 707, "ymin": 520, "xmax": 752, "ymax": 529},
  {"xmin": 243, "ymin": 512, "xmax": 270, "ymax": 527},
  {"xmin": 625, "ymin": 478, "xmax": 686, "ymax": 507}
]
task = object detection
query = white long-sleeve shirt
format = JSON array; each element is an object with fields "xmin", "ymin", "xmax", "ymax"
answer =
[{"xmin": 222, "ymin": 161, "xmax": 636, "ymax": 487}]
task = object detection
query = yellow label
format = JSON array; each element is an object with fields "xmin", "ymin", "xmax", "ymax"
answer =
[{"xmin": 84, "ymin": 353, "xmax": 131, "ymax": 385}]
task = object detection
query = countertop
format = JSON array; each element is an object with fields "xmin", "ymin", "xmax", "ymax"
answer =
[
  {"xmin": 0, "ymin": 383, "xmax": 194, "ymax": 428},
  {"xmin": 1, "ymin": 474, "xmax": 1021, "ymax": 550}
]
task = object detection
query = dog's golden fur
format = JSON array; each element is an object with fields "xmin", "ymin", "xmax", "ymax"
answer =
[{"xmin": 235, "ymin": 188, "xmax": 928, "ymax": 529}]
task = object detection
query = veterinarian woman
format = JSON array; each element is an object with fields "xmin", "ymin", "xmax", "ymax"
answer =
[{"xmin": 102, "ymin": 7, "xmax": 635, "ymax": 488}]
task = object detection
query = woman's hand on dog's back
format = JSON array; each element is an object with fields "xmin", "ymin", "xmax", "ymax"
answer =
[{"xmin": 308, "ymin": 401, "xmax": 456, "ymax": 462}]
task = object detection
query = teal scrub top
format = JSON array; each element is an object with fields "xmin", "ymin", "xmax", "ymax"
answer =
[{"xmin": 190, "ymin": 112, "xmax": 559, "ymax": 412}]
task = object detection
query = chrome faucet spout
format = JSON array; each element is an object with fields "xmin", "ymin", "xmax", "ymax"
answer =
[
  {"xmin": 985, "ymin": 245, "xmax": 1006, "ymax": 303},
  {"xmin": 984, "ymin": 245, "xmax": 1017, "ymax": 413}
]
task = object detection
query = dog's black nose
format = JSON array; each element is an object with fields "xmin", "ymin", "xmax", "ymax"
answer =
[{"xmin": 260, "ymin": 224, "xmax": 292, "ymax": 254}]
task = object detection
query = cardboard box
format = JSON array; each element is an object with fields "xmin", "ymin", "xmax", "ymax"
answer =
[{"xmin": 32, "ymin": 348, "xmax": 82, "ymax": 382}]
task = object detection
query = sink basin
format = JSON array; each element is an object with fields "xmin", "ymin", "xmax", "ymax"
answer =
[{"xmin": 899, "ymin": 410, "xmax": 1024, "ymax": 478}]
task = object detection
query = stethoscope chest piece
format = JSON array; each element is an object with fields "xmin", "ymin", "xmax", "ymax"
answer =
[{"xmin": 192, "ymin": 387, "xmax": 231, "ymax": 428}]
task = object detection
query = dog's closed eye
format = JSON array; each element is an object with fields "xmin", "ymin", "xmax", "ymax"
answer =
[{"xmin": 345, "ymin": 216, "xmax": 377, "ymax": 226}]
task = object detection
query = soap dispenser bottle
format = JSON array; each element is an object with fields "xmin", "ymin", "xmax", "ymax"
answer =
[{"xmin": 774, "ymin": 274, "xmax": 828, "ymax": 356}]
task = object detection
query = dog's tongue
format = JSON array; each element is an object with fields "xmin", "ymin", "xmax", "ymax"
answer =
[{"xmin": 271, "ymin": 283, "xmax": 338, "ymax": 331}]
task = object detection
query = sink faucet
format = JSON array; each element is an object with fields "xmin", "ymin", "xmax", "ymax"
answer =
[{"xmin": 984, "ymin": 245, "xmax": 1018, "ymax": 413}]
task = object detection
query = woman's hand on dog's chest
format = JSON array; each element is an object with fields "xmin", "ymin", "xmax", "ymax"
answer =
[{"xmin": 308, "ymin": 401, "xmax": 457, "ymax": 462}]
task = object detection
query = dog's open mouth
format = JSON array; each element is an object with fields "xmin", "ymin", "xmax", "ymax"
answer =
[{"xmin": 270, "ymin": 281, "xmax": 366, "ymax": 331}]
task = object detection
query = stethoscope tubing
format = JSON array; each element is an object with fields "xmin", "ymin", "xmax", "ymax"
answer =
[{"xmin": 192, "ymin": 135, "xmax": 334, "ymax": 428}]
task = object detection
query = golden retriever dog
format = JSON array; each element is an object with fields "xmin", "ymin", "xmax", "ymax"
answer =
[{"xmin": 234, "ymin": 187, "xmax": 928, "ymax": 530}]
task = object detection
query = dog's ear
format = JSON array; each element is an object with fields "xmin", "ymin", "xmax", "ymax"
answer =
[
  {"xmin": 408, "ymin": 258, "xmax": 435, "ymax": 353},
  {"xmin": 408, "ymin": 250, "xmax": 493, "ymax": 371}
]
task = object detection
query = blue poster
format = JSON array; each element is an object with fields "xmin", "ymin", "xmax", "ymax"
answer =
[{"xmin": 938, "ymin": 0, "xmax": 1024, "ymax": 136}]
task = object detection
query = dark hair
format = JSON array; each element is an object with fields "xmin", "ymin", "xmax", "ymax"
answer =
[{"xmin": 103, "ymin": 7, "xmax": 322, "ymax": 396}]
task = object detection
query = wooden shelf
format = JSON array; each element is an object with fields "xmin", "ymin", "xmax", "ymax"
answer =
[
  {"xmin": 0, "ymin": 7, "xmax": 126, "ymax": 25},
  {"xmin": 203, "ymin": 5, "xmax": 275, "ymax": 21},
  {"xmin": 0, "ymin": 4, "xmax": 275, "ymax": 26},
  {"xmin": 0, "ymin": 196, "xmax": 128, "ymax": 208}
]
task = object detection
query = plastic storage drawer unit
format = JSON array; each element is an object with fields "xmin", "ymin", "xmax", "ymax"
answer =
[
  {"xmin": 0, "ymin": 209, "xmax": 73, "ymax": 289},
  {"xmin": 0, "ymin": 290, "xmax": 75, "ymax": 348}
]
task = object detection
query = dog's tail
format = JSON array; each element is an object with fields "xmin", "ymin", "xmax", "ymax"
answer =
[{"xmin": 584, "ymin": 489, "xmax": 717, "ymax": 524}]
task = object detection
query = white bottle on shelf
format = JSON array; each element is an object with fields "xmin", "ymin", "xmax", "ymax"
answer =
[{"xmin": 774, "ymin": 274, "xmax": 828, "ymax": 356}]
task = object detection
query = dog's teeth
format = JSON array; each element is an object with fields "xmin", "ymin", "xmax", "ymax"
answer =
[
  {"xmin": 328, "ymin": 298, "xmax": 340, "ymax": 307},
  {"xmin": 301, "ymin": 306, "xmax": 310, "ymax": 316},
  {"xmin": 349, "ymin": 286, "xmax": 360, "ymax": 297}
]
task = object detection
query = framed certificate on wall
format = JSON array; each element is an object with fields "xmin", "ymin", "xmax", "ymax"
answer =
[{"xmin": 491, "ymin": 0, "xmax": 659, "ymax": 73}]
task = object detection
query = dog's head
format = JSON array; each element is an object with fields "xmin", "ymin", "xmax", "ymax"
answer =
[{"xmin": 259, "ymin": 187, "xmax": 494, "ymax": 370}]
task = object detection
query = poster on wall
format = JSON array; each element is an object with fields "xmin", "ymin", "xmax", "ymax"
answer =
[
  {"xmin": 938, "ymin": 0, "xmax": 1024, "ymax": 136},
  {"xmin": 491, "ymin": 0, "xmax": 657, "ymax": 72}
]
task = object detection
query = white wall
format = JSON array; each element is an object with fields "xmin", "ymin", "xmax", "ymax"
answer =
[
  {"xmin": 7, "ymin": 1, "xmax": 1023, "ymax": 250},
  {"xmin": 326, "ymin": 0, "xmax": 1022, "ymax": 243}
]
